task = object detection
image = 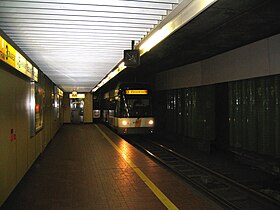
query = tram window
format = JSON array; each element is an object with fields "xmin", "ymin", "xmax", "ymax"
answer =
[
  {"xmin": 126, "ymin": 97, "xmax": 151, "ymax": 117},
  {"xmin": 120, "ymin": 100, "xmax": 127, "ymax": 117},
  {"xmin": 109, "ymin": 98, "xmax": 114, "ymax": 108}
]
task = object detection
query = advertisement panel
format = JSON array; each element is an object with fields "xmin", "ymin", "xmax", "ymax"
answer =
[{"xmin": 0, "ymin": 36, "xmax": 38, "ymax": 82}]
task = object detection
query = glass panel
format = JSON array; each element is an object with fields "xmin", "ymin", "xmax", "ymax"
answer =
[
  {"xmin": 124, "ymin": 96, "xmax": 152, "ymax": 117},
  {"xmin": 35, "ymin": 83, "xmax": 45, "ymax": 132},
  {"xmin": 229, "ymin": 75, "xmax": 280, "ymax": 157}
]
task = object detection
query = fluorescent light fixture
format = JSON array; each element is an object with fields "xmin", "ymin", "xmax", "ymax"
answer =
[
  {"xmin": 139, "ymin": 26, "xmax": 171, "ymax": 55},
  {"xmin": 138, "ymin": 0, "xmax": 218, "ymax": 55},
  {"xmin": 102, "ymin": 77, "xmax": 109, "ymax": 84},
  {"xmin": 93, "ymin": 62, "xmax": 127, "ymax": 91},
  {"xmin": 108, "ymin": 70, "xmax": 118, "ymax": 79},
  {"xmin": 92, "ymin": 0, "xmax": 218, "ymax": 93},
  {"xmin": 118, "ymin": 62, "xmax": 126, "ymax": 71},
  {"xmin": 92, "ymin": 87, "xmax": 99, "ymax": 92}
]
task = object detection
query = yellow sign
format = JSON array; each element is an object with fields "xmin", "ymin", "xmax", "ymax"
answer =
[
  {"xmin": 71, "ymin": 91, "xmax": 77, "ymax": 97},
  {"xmin": 0, "ymin": 37, "xmax": 16, "ymax": 67},
  {"xmin": 125, "ymin": 90, "xmax": 148, "ymax": 95},
  {"xmin": 33, "ymin": 67, "xmax": 39, "ymax": 82},
  {"xmin": 69, "ymin": 93, "xmax": 85, "ymax": 99},
  {"xmin": 58, "ymin": 88, "xmax": 63, "ymax": 96},
  {"xmin": 0, "ymin": 36, "xmax": 38, "ymax": 82}
]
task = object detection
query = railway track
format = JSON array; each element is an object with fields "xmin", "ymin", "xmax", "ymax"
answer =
[{"xmin": 126, "ymin": 138, "xmax": 280, "ymax": 210}]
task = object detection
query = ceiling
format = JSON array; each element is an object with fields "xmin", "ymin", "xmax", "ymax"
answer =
[
  {"xmin": 0, "ymin": 0, "xmax": 180, "ymax": 92},
  {"xmin": 132, "ymin": 0, "xmax": 280, "ymax": 77},
  {"xmin": 1, "ymin": 0, "xmax": 280, "ymax": 93}
]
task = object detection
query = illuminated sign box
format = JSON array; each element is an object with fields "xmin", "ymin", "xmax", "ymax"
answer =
[
  {"xmin": 58, "ymin": 88, "xmax": 63, "ymax": 97},
  {"xmin": 69, "ymin": 93, "xmax": 85, "ymax": 99},
  {"xmin": 0, "ymin": 36, "xmax": 38, "ymax": 82},
  {"xmin": 125, "ymin": 90, "xmax": 148, "ymax": 95}
]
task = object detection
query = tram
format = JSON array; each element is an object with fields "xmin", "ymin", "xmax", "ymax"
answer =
[{"xmin": 102, "ymin": 83, "xmax": 154, "ymax": 134}]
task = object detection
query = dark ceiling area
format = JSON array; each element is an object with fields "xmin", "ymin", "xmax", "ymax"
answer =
[
  {"xmin": 100, "ymin": 0, "xmax": 280, "ymax": 93},
  {"xmin": 124, "ymin": 0, "xmax": 280, "ymax": 78}
]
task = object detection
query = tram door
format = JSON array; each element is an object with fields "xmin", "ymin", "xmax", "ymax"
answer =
[{"xmin": 70, "ymin": 98, "xmax": 84, "ymax": 123}]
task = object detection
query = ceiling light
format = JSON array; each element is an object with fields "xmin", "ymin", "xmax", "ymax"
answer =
[{"xmin": 92, "ymin": 0, "xmax": 218, "ymax": 93}]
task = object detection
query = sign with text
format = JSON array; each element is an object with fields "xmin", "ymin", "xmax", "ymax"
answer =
[
  {"xmin": 125, "ymin": 90, "xmax": 148, "ymax": 95},
  {"xmin": 69, "ymin": 93, "xmax": 85, "ymax": 99},
  {"xmin": 0, "ymin": 36, "xmax": 38, "ymax": 82}
]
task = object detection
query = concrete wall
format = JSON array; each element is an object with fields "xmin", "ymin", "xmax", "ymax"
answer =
[
  {"xmin": 156, "ymin": 33, "xmax": 280, "ymax": 90},
  {"xmin": 84, "ymin": 93, "xmax": 93, "ymax": 123},
  {"xmin": 63, "ymin": 94, "xmax": 71, "ymax": 123},
  {"xmin": 0, "ymin": 63, "xmax": 63, "ymax": 206}
]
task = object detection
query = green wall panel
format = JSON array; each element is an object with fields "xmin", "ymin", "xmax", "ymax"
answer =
[{"xmin": 229, "ymin": 75, "xmax": 280, "ymax": 157}]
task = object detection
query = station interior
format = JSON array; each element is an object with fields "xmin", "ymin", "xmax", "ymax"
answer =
[{"xmin": 1, "ymin": 0, "xmax": 280, "ymax": 209}]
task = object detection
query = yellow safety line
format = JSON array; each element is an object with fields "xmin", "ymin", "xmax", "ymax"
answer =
[{"xmin": 95, "ymin": 125, "xmax": 179, "ymax": 210}]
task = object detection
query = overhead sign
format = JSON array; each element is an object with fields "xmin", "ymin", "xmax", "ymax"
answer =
[
  {"xmin": 125, "ymin": 90, "xmax": 148, "ymax": 95},
  {"xmin": 71, "ymin": 91, "xmax": 77, "ymax": 97},
  {"xmin": 124, "ymin": 49, "xmax": 140, "ymax": 67},
  {"xmin": 58, "ymin": 88, "xmax": 63, "ymax": 97},
  {"xmin": 0, "ymin": 36, "xmax": 38, "ymax": 82},
  {"xmin": 69, "ymin": 93, "xmax": 85, "ymax": 99}
]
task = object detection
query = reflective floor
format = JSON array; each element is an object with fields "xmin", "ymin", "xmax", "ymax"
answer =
[{"xmin": 1, "ymin": 124, "xmax": 222, "ymax": 210}]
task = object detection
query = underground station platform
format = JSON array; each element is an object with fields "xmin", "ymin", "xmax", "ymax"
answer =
[{"xmin": 1, "ymin": 124, "xmax": 222, "ymax": 210}]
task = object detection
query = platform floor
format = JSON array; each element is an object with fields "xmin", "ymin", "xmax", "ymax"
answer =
[{"xmin": 1, "ymin": 124, "xmax": 222, "ymax": 210}]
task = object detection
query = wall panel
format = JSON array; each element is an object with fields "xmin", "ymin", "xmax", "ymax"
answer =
[
  {"xmin": 156, "ymin": 33, "xmax": 280, "ymax": 90},
  {"xmin": 268, "ymin": 34, "xmax": 280, "ymax": 75},
  {"xmin": 229, "ymin": 75, "xmax": 280, "ymax": 157},
  {"xmin": 27, "ymin": 136, "xmax": 36, "ymax": 168},
  {"xmin": 202, "ymin": 39, "xmax": 269, "ymax": 85},
  {"xmin": 84, "ymin": 93, "xmax": 93, "ymax": 123},
  {"xmin": 63, "ymin": 95, "xmax": 71, "ymax": 123},
  {"xmin": 35, "ymin": 131, "xmax": 43, "ymax": 159},
  {"xmin": 0, "ymin": 66, "xmax": 17, "ymax": 205},
  {"xmin": 0, "ymin": 64, "xmax": 64, "ymax": 206},
  {"xmin": 15, "ymin": 77, "xmax": 29, "ymax": 182}
]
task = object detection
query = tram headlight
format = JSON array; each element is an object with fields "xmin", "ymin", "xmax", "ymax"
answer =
[
  {"xmin": 148, "ymin": 120, "xmax": 154, "ymax": 125},
  {"xmin": 122, "ymin": 120, "xmax": 128, "ymax": 126}
]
